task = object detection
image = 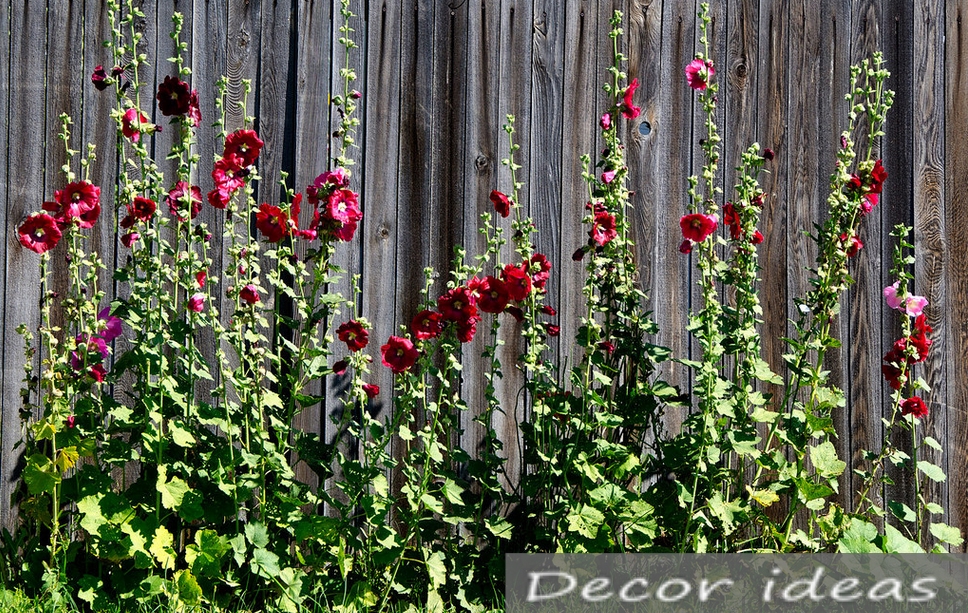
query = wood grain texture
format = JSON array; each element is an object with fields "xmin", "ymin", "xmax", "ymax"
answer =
[
  {"xmin": 944, "ymin": 0, "xmax": 968, "ymax": 552},
  {"xmin": 0, "ymin": 0, "xmax": 15, "ymax": 532}
]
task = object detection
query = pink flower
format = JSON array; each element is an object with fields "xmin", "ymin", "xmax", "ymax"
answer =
[
  {"xmin": 591, "ymin": 208, "xmax": 618, "ymax": 246},
  {"xmin": 307, "ymin": 168, "xmax": 350, "ymax": 202},
  {"xmin": 601, "ymin": 169, "xmax": 617, "ymax": 184},
  {"xmin": 685, "ymin": 58, "xmax": 714, "ymax": 90},
  {"xmin": 600, "ymin": 113, "xmax": 612, "ymax": 130},
  {"xmin": 883, "ymin": 282, "xmax": 902, "ymax": 310},
  {"xmin": 529, "ymin": 253, "xmax": 552, "ymax": 290},
  {"xmin": 121, "ymin": 108, "xmax": 157, "ymax": 142},
  {"xmin": 621, "ymin": 78, "xmax": 641, "ymax": 119},
  {"xmin": 97, "ymin": 307, "xmax": 123, "ymax": 342},
  {"xmin": 904, "ymin": 295, "xmax": 928, "ymax": 317},
  {"xmin": 66, "ymin": 415, "xmax": 77, "ymax": 428},
  {"xmin": 679, "ymin": 213, "xmax": 717, "ymax": 243},
  {"xmin": 18, "ymin": 213, "xmax": 62, "ymax": 253},
  {"xmin": 187, "ymin": 293, "xmax": 205, "ymax": 312},
  {"xmin": 121, "ymin": 232, "xmax": 139, "ymax": 248}
]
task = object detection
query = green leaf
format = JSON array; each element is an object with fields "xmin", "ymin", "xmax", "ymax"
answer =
[
  {"xmin": 566, "ymin": 505, "xmax": 604, "ymax": 539},
  {"xmin": 746, "ymin": 486, "xmax": 779, "ymax": 508},
  {"xmin": 484, "ymin": 516, "xmax": 513, "ymax": 540},
  {"xmin": 923, "ymin": 436, "xmax": 943, "ymax": 452},
  {"xmin": 837, "ymin": 519, "xmax": 879, "ymax": 553},
  {"xmin": 175, "ymin": 569, "xmax": 203, "ymax": 606},
  {"xmin": 883, "ymin": 524, "xmax": 924, "ymax": 553},
  {"xmin": 424, "ymin": 550, "xmax": 447, "ymax": 588},
  {"xmin": 929, "ymin": 523, "xmax": 964, "ymax": 547},
  {"xmin": 753, "ymin": 358, "xmax": 783, "ymax": 384},
  {"xmin": 888, "ymin": 501, "xmax": 916, "ymax": 523},
  {"xmin": 810, "ymin": 441, "xmax": 846, "ymax": 478},
  {"xmin": 157, "ymin": 466, "xmax": 191, "ymax": 509},
  {"xmin": 245, "ymin": 522, "xmax": 270, "ymax": 548},
  {"xmin": 169, "ymin": 420, "xmax": 196, "ymax": 447},
  {"xmin": 917, "ymin": 460, "xmax": 946, "ymax": 482},
  {"xmin": 150, "ymin": 526, "xmax": 176, "ymax": 570},
  {"xmin": 23, "ymin": 454, "xmax": 60, "ymax": 495},
  {"xmin": 251, "ymin": 548, "xmax": 281, "ymax": 578},
  {"xmin": 925, "ymin": 502, "xmax": 945, "ymax": 515}
]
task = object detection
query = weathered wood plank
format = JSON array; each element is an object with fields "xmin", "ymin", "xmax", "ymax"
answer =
[
  {"xmin": 2, "ymin": 0, "xmax": 54, "ymax": 532},
  {"xmin": 0, "ymin": 0, "xmax": 16, "ymax": 533},
  {"xmin": 944, "ymin": 0, "xmax": 968, "ymax": 551}
]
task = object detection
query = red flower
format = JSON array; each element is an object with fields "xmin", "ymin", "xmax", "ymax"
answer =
[
  {"xmin": 679, "ymin": 239, "xmax": 694, "ymax": 254},
  {"xmin": 208, "ymin": 187, "xmax": 231, "ymax": 210},
  {"xmin": 901, "ymin": 396, "xmax": 928, "ymax": 419},
  {"xmin": 438, "ymin": 286, "xmax": 478, "ymax": 323},
  {"xmin": 89, "ymin": 364, "xmax": 107, "ymax": 382},
  {"xmin": 910, "ymin": 314, "xmax": 933, "ymax": 362},
  {"xmin": 541, "ymin": 305, "xmax": 557, "ymax": 316},
  {"xmin": 188, "ymin": 90, "xmax": 201, "ymax": 127},
  {"xmin": 381, "ymin": 336, "xmax": 418, "ymax": 374},
  {"xmin": 256, "ymin": 203, "xmax": 289, "ymax": 243},
  {"xmin": 121, "ymin": 196, "xmax": 156, "ymax": 228},
  {"xmin": 752, "ymin": 230, "xmax": 764, "ymax": 245},
  {"xmin": 545, "ymin": 323, "xmax": 560, "ymax": 337},
  {"xmin": 840, "ymin": 233, "xmax": 863, "ymax": 257},
  {"xmin": 363, "ymin": 383, "xmax": 380, "ymax": 399},
  {"xmin": 18, "ymin": 213, "xmax": 62, "ymax": 253},
  {"xmin": 591, "ymin": 208, "xmax": 618, "ymax": 246},
  {"xmin": 861, "ymin": 192, "xmax": 879, "ymax": 216},
  {"xmin": 502, "ymin": 263, "xmax": 532, "ymax": 301},
  {"xmin": 49, "ymin": 181, "xmax": 101, "ymax": 226},
  {"xmin": 332, "ymin": 360, "xmax": 349, "ymax": 376},
  {"xmin": 529, "ymin": 253, "xmax": 552, "ymax": 290},
  {"xmin": 847, "ymin": 174, "xmax": 864, "ymax": 193},
  {"xmin": 212, "ymin": 155, "xmax": 246, "ymax": 192},
  {"xmin": 504, "ymin": 306, "xmax": 524, "ymax": 322},
  {"xmin": 121, "ymin": 108, "xmax": 157, "ymax": 142},
  {"xmin": 166, "ymin": 182, "xmax": 203, "ymax": 221},
  {"xmin": 196, "ymin": 270, "xmax": 207, "ymax": 288},
  {"xmin": 490, "ymin": 190, "xmax": 511, "ymax": 218},
  {"xmin": 599, "ymin": 340, "xmax": 616, "ymax": 355},
  {"xmin": 456, "ymin": 317, "xmax": 480, "ymax": 343},
  {"xmin": 411, "ymin": 309, "xmax": 443, "ymax": 340},
  {"xmin": 679, "ymin": 213, "xmax": 717, "ymax": 243},
  {"xmin": 337, "ymin": 320, "xmax": 369, "ymax": 352},
  {"xmin": 223, "ymin": 129, "xmax": 264, "ymax": 168},
  {"xmin": 66, "ymin": 415, "xmax": 77, "ymax": 428},
  {"xmin": 621, "ymin": 78, "xmax": 641, "ymax": 119},
  {"xmin": 121, "ymin": 232, "xmax": 139, "ymax": 248},
  {"xmin": 685, "ymin": 59, "xmax": 714, "ymax": 90},
  {"xmin": 869, "ymin": 159, "xmax": 888, "ymax": 194},
  {"xmin": 321, "ymin": 189, "xmax": 362, "ymax": 242},
  {"xmin": 477, "ymin": 276, "xmax": 510, "ymax": 314},
  {"xmin": 240, "ymin": 284, "xmax": 260, "ymax": 305},
  {"xmin": 157, "ymin": 75, "xmax": 193, "ymax": 116}
]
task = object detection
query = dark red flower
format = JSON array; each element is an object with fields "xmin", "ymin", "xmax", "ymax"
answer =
[
  {"xmin": 723, "ymin": 202, "xmax": 741, "ymax": 240},
  {"xmin": 256, "ymin": 203, "xmax": 289, "ymax": 243},
  {"xmin": 490, "ymin": 190, "xmax": 511, "ymax": 218},
  {"xmin": 901, "ymin": 396, "xmax": 928, "ymax": 419},
  {"xmin": 411, "ymin": 309, "xmax": 443, "ymax": 340},
  {"xmin": 477, "ymin": 276, "xmax": 510, "ymax": 314},
  {"xmin": 591, "ymin": 208, "xmax": 618, "ymax": 246},
  {"xmin": 381, "ymin": 335, "xmax": 418, "ymax": 374},
  {"xmin": 763, "ymin": 148, "xmax": 775, "ymax": 160},
  {"xmin": 121, "ymin": 232, "xmax": 139, "ymax": 248},
  {"xmin": 91, "ymin": 65, "xmax": 109, "ymax": 91},
  {"xmin": 188, "ymin": 90, "xmax": 201, "ymax": 127},
  {"xmin": 752, "ymin": 230, "xmax": 764, "ymax": 245},
  {"xmin": 332, "ymin": 359, "xmax": 349, "ymax": 376},
  {"xmin": 680, "ymin": 213, "xmax": 717, "ymax": 243},
  {"xmin": 847, "ymin": 174, "xmax": 864, "ymax": 193},
  {"xmin": 572, "ymin": 247, "xmax": 586, "ymax": 262},
  {"xmin": 502, "ymin": 263, "xmax": 532, "ymax": 301},
  {"xmin": 89, "ymin": 364, "xmax": 108, "ymax": 383},
  {"xmin": 621, "ymin": 78, "xmax": 641, "ymax": 119},
  {"xmin": 240, "ymin": 284, "xmax": 260, "ymax": 305},
  {"xmin": 840, "ymin": 233, "xmax": 863, "ymax": 258},
  {"xmin": 869, "ymin": 159, "xmax": 888, "ymax": 194},
  {"xmin": 679, "ymin": 239, "xmax": 694, "ymax": 254},
  {"xmin": 438, "ymin": 286, "xmax": 478, "ymax": 323},
  {"xmin": 49, "ymin": 181, "xmax": 101, "ymax": 226},
  {"xmin": 307, "ymin": 168, "xmax": 350, "ymax": 203},
  {"xmin": 157, "ymin": 75, "xmax": 193, "ymax": 116},
  {"xmin": 504, "ymin": 306, "xmax": 524, "ymax": 322},
  {"xmin": 123, "ymin": 197, "xmax": 156, "ymax": 228},
  {"xmin": 18, "ymin": 213, "xmax": 62, "ymax": 253},
  {"xmin": 599, "ymin": 340, "xmax": 616, "ymax": 355},
  {"xmin": 337, "ymin": 320, "xmax": 369, "ymax": 352},
  {"xmin": 66, "ymin": 415, "xmax": 77, "ymax": 428},
  {"xmin": 223, "ymin": 129, "xmax": 264, "ymax": 168},
  {"xmin": 363, "ymin": 383, "xmax": 380, "ymax": 398},
  {"xmin": 166, "ymin": 182, "xmax": 203, "ymax": 221},
  {"xmin": 541, "ymin": 305, "xmax": 557, "ymax": 316},
  {"xmin": 545, "ymin": 324, "xmax": 560, "ymax": 337}
]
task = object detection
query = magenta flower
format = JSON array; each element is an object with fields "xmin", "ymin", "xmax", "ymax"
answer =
[
  {"xmin": 601, "ymin": 169, "xmax": 617, "ymax": 184},
  {"xmin": 187, "ymin": 293, "xmax": 205, "ymax": 313},
  {"xmin": 685, "ymin": 58, "xmax": 715, "ymax": 90},
  {"xmin": 363, "ymin": 383, "xmax": 380, "ymax": 398},
  {"xmin": 680, "ymin": 213, "xmax": 718, "ymax": 243},
  {"xmin": 621, "ymin": 78, "xmax": 641, "ymax": 119},
  {"xmin": 883, "ymin": 282, "xmax": 902, "ymax": 310},
  {"xmin": 240, "ymin": 284, "xmax": 260, "ymax": 305},
  {"xmin": 97, "ymin": 307, "xmax": 123, "ymax": 342},
  {"xmin": 884, "ymin": 282, "xmax": 928, "ymax": 316},
  {"xmin": 121, "ymin": 232, "xmax": 139, "ymax": 248},
  {"xmin": 600, "ymin": 112, "xmax": 612, "ymax": 130},
  {"xmin": 18, "ymin": 213, "xmax": 63, "ymax": 253}
]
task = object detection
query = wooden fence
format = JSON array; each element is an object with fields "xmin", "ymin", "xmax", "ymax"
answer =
[{"xmin": 0, "ymin": 0, "xmax": 965, "ymax": 549}]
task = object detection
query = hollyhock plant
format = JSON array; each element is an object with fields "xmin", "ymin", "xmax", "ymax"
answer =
[
  {"xmin": 529, "ymin": 253, "xmax": 552, "ymax": 290},
  {"xmin": 685, "ymin": 58, "xmax": 714, "ymax": 90},
  {"xmin": 49, "ymin": 180, "xmax": 101, "ymax": 226},
  {"xmin": 223, "ymin": 129, "xmax": 264, "ymax": 169},
  {"xmin": 307, "ymin": 168, "xmax": 350, "ymax": 203},
  {"xmin": 489, "ymin": 190, "xmax": 511, "ymax": 218},
  {"xmin": 187, "ymin": 293, "xmax": 205, "ymax": 313},
  {"xmin": 166, "ymin": 181, "xmax": 203, "ymax": 221},
  {"xmin": 18, "ymin": 213, "xmax": 63, "ymax": 253},
  {"xmin": 476, "ymin": 276, "xmax": 510, "ymax": 314},
  {"xmin": 621, "ymin": 77, "xmax": 641, "ymax": 119},
  {"xmin": 869, "ymin": 159, "xmax": 888, "ymax": 193},
  {"xmin": 121, "ymin": 232, "xmax": 139, "ymax": 248},
  {"xmin": 363, "ymin": 383, "xmax": 380, "ymax": 399},
  {"xmin": 71, "ymin": 334, "xmax": 109, "ymax": 371},
  {"xmin": 91, "ymin": 65, "xmax": 109, "ymax": 90},
  {"xmin": 156, "ymin": 75, "xmax": 193, "ymax": 116},
  {"xmin": 196, "ymin": 270, "xmax": 207, "ymax": 288},
  {"xmin": 212, "ymin": 155, "xmax": 246, "ymax": 192},
  {"xmin": 97, "ymin": 307, "xmax": 123, "ymax": 342},
  {"xmin": 901, "ymin": 396, "xmax": 929, "ymax": 419},
  {"xmin": 591, "ymin": 207, "xmax": 618, "ymax": 246},
  {"xmin": 456, "ymin": 317, "xmax": 480, "ymax": 343},
  {"xmin": 239, "ymin": 284, "xmax": 260, "ymax": 305},
  {"xmin": 438, "ymin": 286, "xmax": 478, "ymax": 323},
  {"xmin": 411, "ymin": 309, "xmax": 443, "ymax": 340},
  {"xmin": 679, "ymin": 239, "xmax": 694, "ymax": 254},
  {"xmin": 381, "ymin": 336, "xmax": 419, "ymax": 374},
  {"xmin": 337, "ymin": 320, "xmax": 369, "ymax": 352},
  {"xmin": 256, "ymin": 203, "xmax": 289, "ymax": 243},
  {"xmin": 841, "ymin": 233, "xmax": 863, "ymax": 257},
  {"xmin": 680, "ymin": 212, "xmax": 718, "ymax": 243},
  {"xmin": 121, "ymin": 108, "xmax": 158, "ymax": 142},
  {"xmin": 207, "ymin": 187, "xmax": 231, "ymax": 210},
  {"xmin": 501, "ymin": 263, "xmax": 532, "ymax": 301}
]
